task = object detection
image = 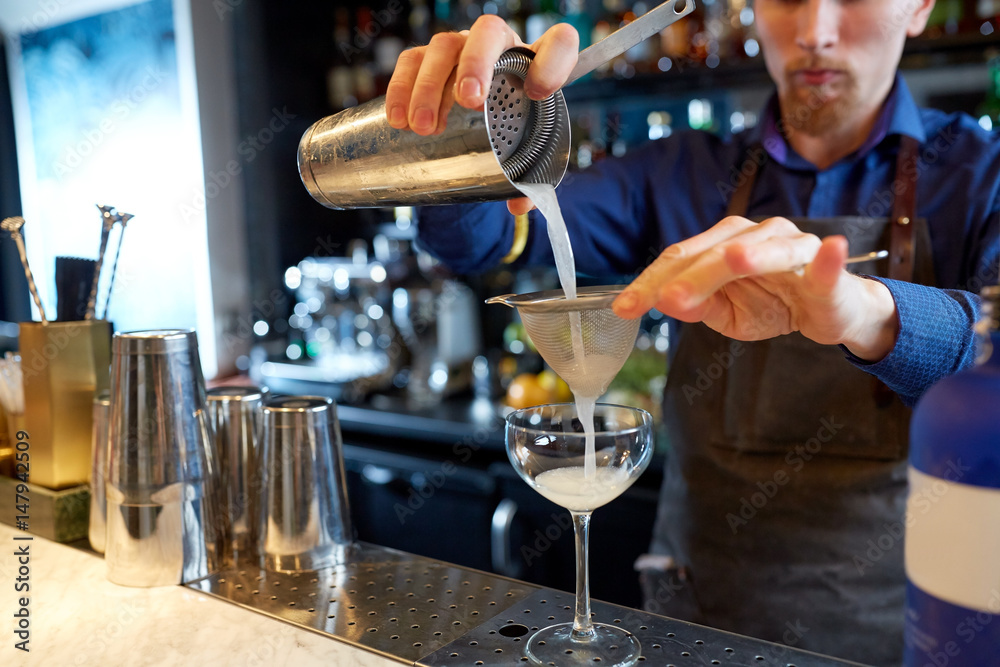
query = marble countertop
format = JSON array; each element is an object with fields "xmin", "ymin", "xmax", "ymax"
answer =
[{"xmin": 0, "ymin": 523, "xmax": 399, "ymax": 666}]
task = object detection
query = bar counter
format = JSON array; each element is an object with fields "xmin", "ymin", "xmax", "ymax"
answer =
[{"xmin": 0, "ymin": 521, "xmax": 866, "ymax": 666}]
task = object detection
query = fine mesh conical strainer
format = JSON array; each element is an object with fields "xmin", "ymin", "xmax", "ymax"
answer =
[{"xmin": 488, "ymin": 286, "xmax": 641, "ymax": 399}]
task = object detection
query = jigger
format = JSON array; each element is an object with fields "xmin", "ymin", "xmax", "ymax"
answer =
[
  {"xmin": 105, "ymin": 330, "xmax": 221, "ymax": 587},
  {"xmin": 258, "ymin": 395, "xmax": 353, "ymax": 572}
]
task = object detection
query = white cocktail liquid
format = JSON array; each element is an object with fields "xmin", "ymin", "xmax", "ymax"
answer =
[
  {"xmin": 533, "ymin": 466, "xmax": 634, "ymax": 512},
  {"xmin": 514, "ymin": 183, "xmax": 597, "ymax": 476}
]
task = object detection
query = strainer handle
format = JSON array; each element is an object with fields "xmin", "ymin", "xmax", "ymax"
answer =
[
  {"xmin": 485, "ymin": 294, "xmax": 516, "ymax": 308},
  {"xmin": 565, "ymin": 0, "xmax": 697, "ymax": 86}
]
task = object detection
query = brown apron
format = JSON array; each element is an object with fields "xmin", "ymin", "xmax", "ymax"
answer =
[{"xmin": 645, "ymin": 137, "xmax": 934, "ymax": 666}]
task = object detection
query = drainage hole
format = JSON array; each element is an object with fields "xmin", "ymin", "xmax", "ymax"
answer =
[
  {"xmin": 288, "ymin": 602, "xmax": 296, "ymax": 607},
  {"xmin": 695, "ymin": 640, "xmax": 704, "ymax": 645},
  {"xmin": 235, "ymin": 584, "xmax": 243, "ymax": 590},
  {"xmin": 495, "ymin": 649, "xmax": 503, "ymax": 654},
  {"xmin": 499, "ymin": 624, "xmax": 530, "ymax": 638},
  {"xmin": 327, "ymin": 615, "xmax": 335, "ymax": 619},
  {"xmin": 251, "ymin": 590, "xmax": 259, "ymax": 595},
  {"xmin": 430, "ymin": 614, "xmax": 439, "ymax": 619},
  {"xmin": 367, "ymin": 611, "xmax": 376, "ymax": 616},
  {"xmin": 681, "ymin": 652, "xmax": 691, "ymax": 657},
  {"xmin": 411, "ymin": 625, "xmax": 420, "ymax": 629},
  {"xmin": 367, "ymin": 628, "xmax": 377, "ymax": 633},
  {"xmin": 469, "ymin": 641, "xmax": 479, "ymax": 646},
  {"xmin": 434, "ymin": 632, "xmax": 442, "ymax": 636},
  {"xmin": 391, "ymin": 635, "xmax": 399, "ymax": 640},
  {"xmin": 413, "ymin": 643, "xmax": 422, "ymax": 648},
  {"xmin": 348, "ymin": 622, "xmax": 355, "ymax": 626},
  {"xmin": 639, "ymin": 626, "xmax": 647, "ymax": 630},
  {"xmin": 667, "ymin": 633, "xmax": 675, "ymax": 638},
  {"xmin": 450, "ymin": 653, "xmax": 458, "ymax": 658},
  {"xmin": 652, "ymin": 644, "xmax": 661, "ymax": 649}
]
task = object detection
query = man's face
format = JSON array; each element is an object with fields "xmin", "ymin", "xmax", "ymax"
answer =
[{"xmin": 754, "ymin": 0, "xmax": 933, "ymax": 136}]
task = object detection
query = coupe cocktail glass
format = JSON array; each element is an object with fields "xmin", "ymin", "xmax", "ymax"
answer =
[{"xmin": 505, "ymin": 403, "xmax": 654, "ymax": 666}]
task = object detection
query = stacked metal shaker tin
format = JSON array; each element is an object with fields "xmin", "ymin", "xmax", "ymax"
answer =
[{"xmin": 89, "ymin": 329, "xmax": 353, "ymax": 587}]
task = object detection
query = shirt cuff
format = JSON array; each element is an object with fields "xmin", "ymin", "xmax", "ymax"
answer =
[{"xmin": 841, "ymin": 277, "xmax": 980, "ymax": 407}]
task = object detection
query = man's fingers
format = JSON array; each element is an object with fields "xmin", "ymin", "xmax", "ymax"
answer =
[
  {"xmin": 613, "ymin": 216, "xmax": 756, "ymax": 319},
  {"xmin": 454, "ymin": 15, "xmax": 521, "ymax": 108},
  {"xmin": 723, "ymin": 234, "xmax": 824, "ymax": 277},
  {"xmin": 525, "ymin": 23, "xmax": 579, "ymax": 99},
  {"xmin": 409, "ymin": 32, "xmax": 466, "ymax": 135},
  {"xmin": 507, "ymin": 197, "xmax": 535, "ymax": 215},
  {"xmin": 386, "ymin": 47, "xmax": 425, "ymax": 130},
  {"xmin": 436, "ymin": 69, "xmax": 458, "ymax": 134}
]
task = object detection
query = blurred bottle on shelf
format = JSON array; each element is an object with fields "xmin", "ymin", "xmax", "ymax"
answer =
[{"xmin": 976, "ymin": 53, "xmax": 1000, "ymax": 130}]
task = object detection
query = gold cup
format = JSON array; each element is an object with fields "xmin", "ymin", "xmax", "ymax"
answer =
[{"xmin": 19, "ymin": 320, "xmax": 111, "ymax": 489}]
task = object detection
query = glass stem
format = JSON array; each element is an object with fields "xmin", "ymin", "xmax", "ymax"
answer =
[{"xmin": 571, "ymin": 510, "xmax": 595, "ymax": 640}]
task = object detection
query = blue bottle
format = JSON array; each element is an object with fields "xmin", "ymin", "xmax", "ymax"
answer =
[{"xmin": 904, "ymin": 285, "xmax": 1000, "ymax": 667}]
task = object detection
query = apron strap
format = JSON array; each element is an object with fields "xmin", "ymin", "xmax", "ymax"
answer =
[
  {"xmin": 725, "ymin": 147, "xmax": 760, "ymax": 218},
  {"xmin": 888, "ymin": 135, "xmax": 919, "ymax": 283}
]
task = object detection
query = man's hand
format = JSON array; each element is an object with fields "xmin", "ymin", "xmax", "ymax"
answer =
[
  {"xmin": 384, "ymin": 16, "xmax": 579, "ymax": 215},
  {"xmin": 611, "ymin": 217, "xmax": 900, "ymax": 362}
]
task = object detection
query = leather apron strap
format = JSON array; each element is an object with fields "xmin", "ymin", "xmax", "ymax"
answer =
[{"xmin": 889, "ymin": 135, "xmax": 919, "ymax": 282}]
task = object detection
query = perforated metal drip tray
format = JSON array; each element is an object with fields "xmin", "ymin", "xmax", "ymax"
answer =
[{"xmin": 188, "ymin": 545, "xmax": 864, "ymax": 667}]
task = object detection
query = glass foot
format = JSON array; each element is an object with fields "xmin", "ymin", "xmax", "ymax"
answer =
[{"xmin": 525, "ymin": 622, "xmax": 641, "ymax": 667}]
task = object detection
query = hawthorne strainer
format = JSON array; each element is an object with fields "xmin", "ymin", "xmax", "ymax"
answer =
[{"xmin": 487, "ymin": 286, "xmax": 641, "ymax": 399}]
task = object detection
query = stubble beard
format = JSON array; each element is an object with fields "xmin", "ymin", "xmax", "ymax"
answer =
[{"xmin": 778, "ymin": 63, "xmax": 859, "ymax": 138}]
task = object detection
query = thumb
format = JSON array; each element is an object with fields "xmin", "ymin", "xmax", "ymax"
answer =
[{"xmin": 804, "ymin": 235, "xmax": 849, "ymax": 295}]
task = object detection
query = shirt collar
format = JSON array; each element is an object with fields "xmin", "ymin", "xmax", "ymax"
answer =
[{"xmin": 748, "ymin": 73, "xmax": 926, "ymax": 170}]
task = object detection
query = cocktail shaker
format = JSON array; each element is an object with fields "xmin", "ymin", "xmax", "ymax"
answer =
[
  {"xmin": 257, "ymin": 395, "xmax": 353, "ymax": 572},
  {"xmin": 105, "ymin": 330, "xmax": 221, "ymax": 587},
  {"xmin": 297, "ymin": 47, "xmax": 570, "ymax": 209},
  {"xmin": 206, "ymin": 385, "xmax": 264, "ymax": 566}
]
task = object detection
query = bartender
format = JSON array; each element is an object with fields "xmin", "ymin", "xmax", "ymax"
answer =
[{"xmin": 385, "ymin": 0, "xmax": 1000, "ymax": 663}]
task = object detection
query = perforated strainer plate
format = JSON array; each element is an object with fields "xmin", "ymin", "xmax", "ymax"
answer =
[
  {"xmin": 189, "ymin": 549, "xmax": 863, "ymax": 666},
  {"xmin": 487, "ymin": 73, "xmax": 528, "ymax": 163}
]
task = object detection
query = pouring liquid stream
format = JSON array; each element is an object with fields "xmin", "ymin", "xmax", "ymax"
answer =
[{"xmin": 514, "ymin": 183, "xmax": 597, "ymax": 478}]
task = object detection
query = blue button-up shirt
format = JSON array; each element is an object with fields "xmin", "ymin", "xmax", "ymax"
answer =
[{"xmin": 418, "ymin": 75, "xmax": 1000, "ymax": 405}]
